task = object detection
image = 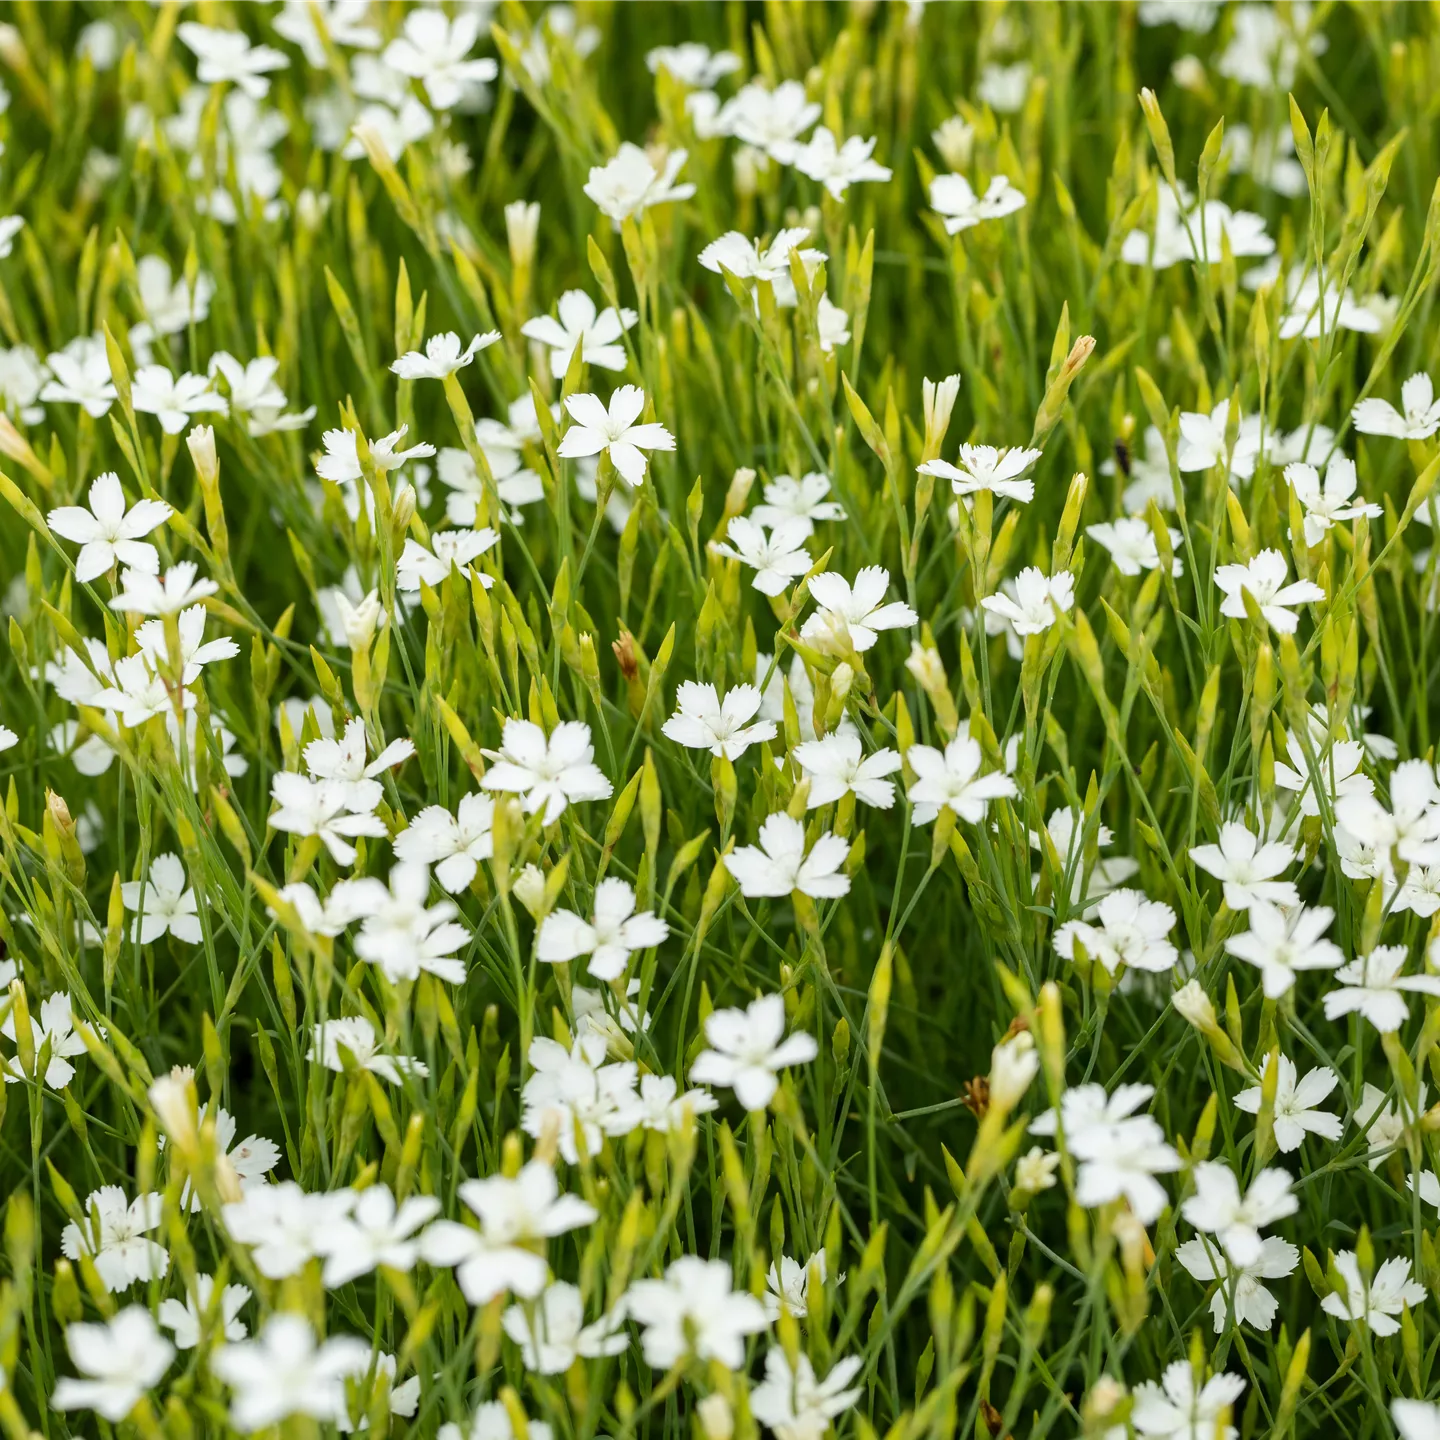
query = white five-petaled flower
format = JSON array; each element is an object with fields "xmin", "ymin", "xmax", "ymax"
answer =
[
  {"xmin": 929, "ymin": 173, "xmax": 1026, "ymax": 232},
  {"xmin": 131, "ymin": 365, "xmax": 228, "ymax": 435},
  {"xmin": 537, "ymin": 877, "xmax": 669, "ymax": 981},
  {"xmin": 1176, "ymin": 399, "xmax": 1261, "ymax": 477},
  {"xmin": 583, "ymin": 142, "xmax": 695, "ymax": 224},
  {"xmin": 1175, "ymin": 1235, "xmax": 1299, "ymax": 1335},
  {"xmin": 724, "ymin": 812, "xmax": 851, "ymax": 901},
  {"xmin": 135, "ymin": 604, "xmax": 239, "ymax": 683},
  {"xmin": 721, "ymin": 80, "xmax": 821, "ymax": 161},
  {"xmin": 662, "ymin": 681, "xmax": 778, "ymax": 759},
  {"xmin": 501, "ymin": 1281, "xmax": 627, "ymax": 1375},
  {"xmin": 303, "ymin": 716, "xmax": 415, "ymax": 812},
  {"xmin": 268, "ymin": 772, "xmax": 389, "ymax": 866},
  {"xmin": 40, "ymin": 336, "xmax": 116, "ymax": 417},
  {"xmin": 1393, "ymin": 1400, "xmax": 1440, "ymax": 1440},
  {"xmin": 381, "ymin": 8, "xmax": 498, "ymax": 109},
  {"xmin": 53, "ymin": 1307, "xmax": 175, "ymax": 1422},
  {"xmin": 751, "ymin": 1347, "xmax": 864, "ymax": 1439},
  {"xmin": 1234, "ymin": 1054, "xmax": 1342, "ymax": 1152},
  {"xmin": 330, "ymin": 862, "xmax": 470, "ymax": 984},
  {"xmin": 1054, "ymin": 887, "xmax": 1179, "ymax": 975},
  {"xmin": 1324, "ymin": 944, "xmax": 1440, "ymax": 1033},
  {"xmin": 1086, "ymin": 517, "xmax": 1183, "ymax": 576},
  {"xmin": 690, "ymin": 991, "xmax": 819, "ymax": 1110},
  {"xmin": 1129, "ymin": 1359, "xmax": 1245, "ymax": 1440},
  {"xmin": 906, "ymin": 734, "xmax": 1017, "ymax": 825},
  {"xmin": 157, "ymin": 1274, "xmax": 250, "ymax": 1350},
  {"xmin": 178, "ymin": 22, "xmax": 289, "ymax": 97},
  {"xmin": 47, "ymin": 471, "xmax": 172, "ymax": 583},
  {"xmin": 391, "ymin": 331, "xmax": 500, "ymax": 380},
  {"xmin": 556, "ymin": 386, "xmax": 675, "ymax": 487},
  {"xmin": 481, "ymin": 719, "xmax": 612, "ymax": 824},
  {"xmin": 698, "ymin": 227, "xmax": 826, "ymax": 307},
  {"xmin": 714, "ymin": 515, "xmax": 814, "ymax": 595},
  {"xmin": 308, "ymin": 1017, "xmax": 429, "ymax": 1087},
  {"xmin": 752, "ymin": 471, "xmax": 845, "ymax": 536},
  {"xmin": 800, "ymin": 565, "xmax": 917, "ymax": 654},
  {"xmin": 312, "ymin": 1183, "xmax": 441, "ymax": 1288},
  {"xmin": 793, "ymin": 732, "xmax": 903, "ymax": 809},
  {"xmin": 521, "ymin": 290, "xmax": 637, "ymax": 377},
  {"xmin": 626, "ymin": 1255, "xmax": 769, "ymax": 1369},
  {"xmin": 60, "ymin": 1186, "xmax": 168, "ymax": 1292},
  {"xmin": 109, "ymin": 560, "xmax": 219, "ymax": 615},
  {"xmin": 792, "ymin": 126, "xmax": 893, "ymax": 198},
  {"xmin": 3, "ymin": 992, "xmax": 91, "ymax": 1089},
  {"xmin": 212, "ymin": 1313, "xmax": 370, "ymax": 1432},
  {"xmin": 981, "ymin": 567, "xmax": 1075, "ymax": 637},
  {"xmin": 1353, "ymin": 372, "xmax": 1440, "ymax": 440},
  {"xmin": 396, "ymin": 528, "xmax": 500, "ymax": 592},
  {"xmin": 646, "ymin": 43, "xmax": 741, "ymax": 88},
  {"xmin": 121, "ymin": 853, "xmax": 202, "ymax": 945},
  {"xmin": 1286, "ymin": 456, "xmax": 1381, "ymax": 547},
  {"xmin": 918, "ymin": 443, "xmax": 1043, "ymax": 503},
  {"xmin": 317, "ymin": 424, "xmax": 434, "ymax": 485},
  {"xmin": 1189, "ymin": 820, "xmax": 1298, "ymax": 910},
  {"xmin": 1321, "ymin": 1251, "xmax": 1428, "ymax": 1336},
  {"xmin": 222, "ymin": 1181, "xmax": 357, "ymax": 1280},
  {"xmin": 418, "ymin": 1160, "xmax": 597, "ymax": 1306},
  {"xmin": 1225, "ymin": 901, "xmax": 1343, "ymax": 999},
  {"xmin": 394, "ymin": 794, "xmax": 495, "ymax": 892},
  {"xmin": 1214, "ymin": 549, "xmax": 1325, "ymax": 632},
  {"xmin": 1181, "ymin": 1162, "xmax": 1297, "ymax": 1266}
]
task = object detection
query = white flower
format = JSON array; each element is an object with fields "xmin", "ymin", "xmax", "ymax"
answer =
[
  {"xmin": 976, "ymin": 61, "xmax": 1031, "ymax": 113},
  {"xmin": 662, "ymin": 681, "xmax": 778, "ymax": 759},
  {"xmin": 331, "ymin": 862, "xmax": 470, "ymax": 985},
  {"xmin": 396, "ymin": 527, "xmax": 500, "ymax": 592},
  {"xmin": 0, "ymin": 214, "xmax": 21, "ymax": 258},
  {"xmin": 109, "ymin": 560, "xmax": 218, "ymax": 615},
  {"xmin": 537, "ymin": 877, "xmax": 668, "ymax": 981},
  {"xmin": 1123, "ymin": 187, "xmax": 1274, "ymax": 272},
  {"xmin": 0, "ymin": 341, "xmax": 49, "ymax": 422},
  {"xmin": 1234, "ymin": 1054, "xmax": 1342, "ymax": 1152},
  {"xmin": 556, "ymin": 386, "xmax": 675, "ymax": 487},
  {"xmin": 391, "ymin": 331, "xmax": 500, "ymax": 380},
  {"xmin": 0, "ymin": 725, "xmax": 15, "ymax": 753},
  {"xmin": 906, "ymin": 734, "xmax": 1017, "ymax": 825},
  {"xmin": 918, "ymin": 443, "xmax": 1042, "ymax": 502},
  {"xmin": 714, "ymin": 515, "xmax": 814, "ymax": 595},
  {"xmin": 817, "ymin": 293, "xmax": 851, "ymax": 352},
  {"xmin": 303, "ymin": 717, "xmax": 415, "ymax": 813},
  {"xmin": 47, "ymin": 471, "xmax": 171, "ymax": 583},
  {"xmin": 91, "ymin": 653, "xmax": 185, "ymax": 728},
  {"xmin": 381, "ymin": 8, "xmax": 497, "ymax": 110},
  {"xmin": 157, "ymin": 1275, "xmax": 250, "ymax": 1350},
  {"xmin": 481, "ymin": 718, "xmax": 612, "ymax": 824},
  {"xmin": 213, "ymin": 1314, "xmax": 370, "ymax": 1432},
  {"xmin": 792, "ymin": 127, "xmax": 892, "ymax": 198},
  {"xmin": 624, "ymin": 1072, "xmax": 718, "ymax": 1133},
  {"xmin": 981, "ymin": 567, "xmax": 1075, "ymax": 636},
  {"xmin": 441, "ymin": 1404, "xmax": 554, "ymax": 1440},
  {"xmin": 308, "ymin": 1017, "xmax": 429, "ymax": 1086},
  {"xmin": 1336, "ymin": 757, "xmax": 1440, "ymax": 864},
  {"xmin": 1357, "ymin": 1082, "xmax": 1427, "ymax": 1169},
  {"xmin": 1278, "ymin": 269, "xmax": 1382, "ymax": 341},
  {"xmin": 724, "ymin": 812, "xmax": 851, "ymax": 901},
  {"xmin": 764, "ymin": 1252, "xmax": 832, "ymax": 1320},
  {"xmin": 750, "ymin": 1348, "xmax": 864, "ymax": 1440},
  {"xmin": 120, "ymin": 852, "xmax": 201, "ymax": 945},
  {"xmin": 698, "ymin": 227, "xmax": 825, "ymax": 307},
  {"xmin": 1224, "ymin": 901, "xmax": 1342, "ymax": 999},
  {"xmin": 131, "ymin": 365, "xmax": 227, "ymax": 434},
  {"xmin": 267, "ymin": 772, "xmax": 388, "ymax": 867},
  {"xmin": 178, "ymin": 22, "xmax": 289, "ymax": 98},
  {"xmin": 418, "ymin": 1160, "xmax": 597, "ymax": 1306},
  {"xmin": 1394, "ymin": 1401, "xmax": 1440, "ymax": 1440},
  {"xmin": 60, "ymin": 1186, "xmax": 168, "ymax": 1292},
  {"xmin": 522, "ymin": 290, "xmax": 637, "ymax": 377},
  {"xmin": 313, "ymin": 1183, "xmax": 440, "ymax": 1288},
  {"xmin": 395, "ymin": 794, "xmax": 495, "ymax": 893},
  {"xmin": 1214, "ymin": 549, "xmax": 1324, "ymax": 633},
  {"xmin": 1353, "ymin": 373, "xmax": 1440, "ymax": 440},
  {"xmin": 3, "ymin": 992, "xmax": 91, "ymax": 1089},
  {"xmin": 129, "ymin": 255, "xmax": 215, "ymax": 346},
  {"xmin": 646, "ymin": 43, "xmax": 741, "ymax": 88},
  {"xmin": 40, "ymin": 336, "xmax": 116, "ymax": 417},
  {"xmin": 1175, "ymin": 1235, "xmax": 1299, "ymax": 1333},
  {"xmin": 1086, "ymin": 517, "xmax": 1183, "ymax": 577},
  {"xmin": 521, "ymin": 1032, "xmax": 639, "ymax": 1161},
  {"xmin": 800, "ymin": 566, "xmax": 917, "ymax": 653},
  {"xmin": 501, "ymin": 1281, "xmax": 627, "ymax": 1374},
  {"xmin": 1189, "ymin": 821, "xmax": 1298, "ymax": 910},
  {"xmin": 1174, "ymin": 399, "xmax": 1258, "ymax": 476},
  {"xmin": 344, "ymin": 97, "xmax": 434, "ymax": 161},
  {"xmin": 1130, "ymin": 1359, "xmax": 1245, "ymax": 1440},
  {"xmin": 1181, "ymin": 1162, "xmax": 1297, "ymax": 1266},
  {"xmin": 53, "ymin": 1308, "xmax": 175, "ymax": 1422},
  {"xmin": 793, "ymin": 732, "xmax": 902, "ymax": 809},
  {"xmin": 1321, "ymin": 1252, "xmax": 1427, "ymax": 1336},
  {"xmin": 1035, "ymin": 806, "xmax": 1139, "ymax": 911},
  {"xmin": 1054, "ymin": 888, "xmax": 1178, "ymax": 975},
  {"xmin": 929, "ymin": 173, "xmax": 1026, "ymax": 233},
  {"xmin": 723, "ymin": 80, "xmax": 821, "ymax": 162},
  {"xmin": 626, "ymin": 1256, "xmax": 769, "ymax": 1369},
  {"xmin": 336, "ymin": 1353, "xmax": 418, "ymax": 1432},
  {"xmin": 751, "ymin": 471, "xmax": 844, "ymax": 536},
  {"xmin": 1286, "ymin": 456, "xmax": 1380, "ymax": 547},
  {"xmin": 583, "ymin": 142, "xmax": 695, "ymax": 223},
  {"xmin": 222, "ymin": 1181, "xmax": 356, "ymax": 1279},
  {"xmin": 1274, "ymin": 735, "xmax": 1372, "ymax": 818},
  {"xmin": 690, "ymin": 992, "xmax": 818, "ymax": 1110},
  {"xmin": 273, "ymin": 0, "xmax": 380, "ymax": 66},
  {"xmin": 1324, "ymin": 945, "xmax": 1440, "ymax": 1033},
  {"xmin": 317, "ymin": 424, "xmax": 434, "ymax": 484}
]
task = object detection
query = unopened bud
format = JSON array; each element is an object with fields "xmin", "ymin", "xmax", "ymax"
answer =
[{"xmin": 186, "ymin": 423, "xmax": 218, "ymax": 486}]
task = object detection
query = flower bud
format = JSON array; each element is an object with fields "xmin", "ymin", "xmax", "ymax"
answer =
[
  {"xmin": 505, "ymin": 200, "xmax": 541, "ymax": 271},
  {"xmin": 186, "ymin": 423, "xmax": 218, "ymax": 486},
  {"xmin": 696, "ymin": 1393, "xmax": 733, "ymax": 1440},
  {"xmin": 922, "ymin": 373, "xmax": 961, "ymax": 459},
  {"xmin": 513, "ymin": 863, "xmax": 546, "ymax": 919},
  {"xmin": 932, "ymin": 117, "xmax": 974, "ymax": 171}
]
